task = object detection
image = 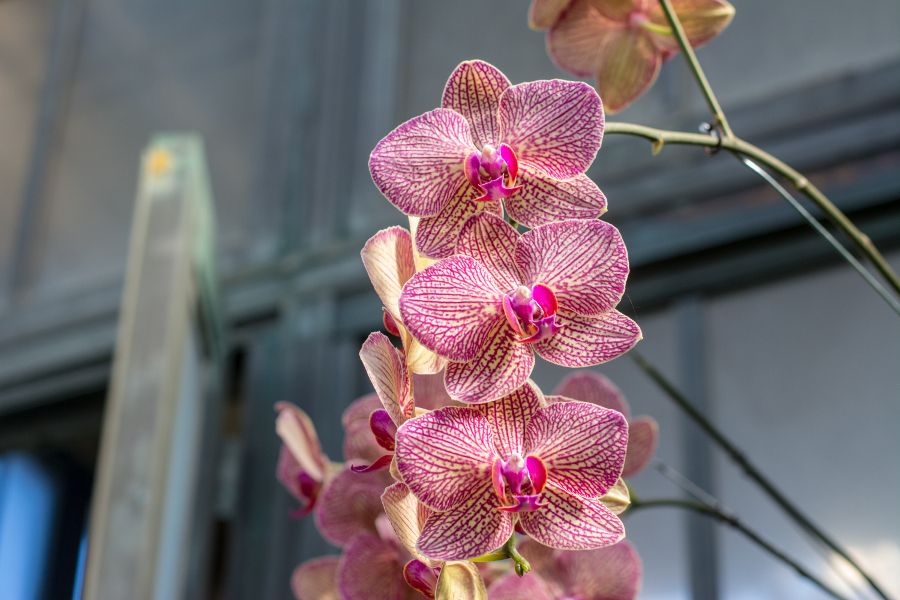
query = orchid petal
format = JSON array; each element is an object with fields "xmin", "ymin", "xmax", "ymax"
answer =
[
  {"xmin": 646, "ymin": 0, "xmax": 735, "ymax": 53},
  {"xmin": 622, "ymin": 416, "xmax": 659, "ymax": 478},
  {"xmin": 516, "ymin": 219, "xmax": 629, "ymax": 317},
  {"xmin": 369, "ymin": 409, "xmax": 398, "ymax": 451},
  {"xmin": 350, "ymin": 454, "xmax": 394, "ymax": 474},
  {"xmin": 558, "ymin": 541, "xmax": 643, "ymax": 600},
  {"xmin": 369, "ymin": 108, "xmax": 474, "ymax": 216},
  {"xmin": 602, "ymin": 478, "xmax": 632, "ymax": 515},
  {"xmin": 413, "ymin": 182, "xmax": 500, "ymax": 259},
  {"xmin": 444, "ymin": 320, "xmax": 535, "ymax": 404},
  {"xmin": 292, "ymin": 556, "xmax": 340, "ymax": 600},
  {"xmin": 525, "ymin": 401, "xmax": 628, "ymax": 498},
  {"xmin": 442, "ymin": 60, "xmax": 510, "ymax": 149},
  {"xmin": 528, "ymin": 0, "xmax": 573, "ymax": 29},
  {"xmin": 417, "ymin": 483, "xmax": 514, "ymax": 560},
  {"xmin": 341, "ymin": 393, "xmax": 384, "ymax": 464},
  {"xmin": 394, "ymin": 407, "xmax": 495, "ymax": 511},
  {"xmin": 411, "ymin": 372, "xmax": 454, "ymax": 411},
  {"xmin": 275, "ymin": 402, "xmax": 328, "ymax": 481},
  {"xmin": 488, "ymin": 572, "xmax": 555, "ymax": 600},
  {"xmin": 337, "ymin": 533, "xmax": 407, "ymax": 600},
  {"xmin": 314, "ymin": 468, "xmax": 387, "ymax": 547},
  {"xmin": 534, "ymin": 309, "xmax": 642, "ymax": 367},
  {"xmin": 476, "ymin": 380, "xmax": 543, "ymax": 456},
  {"xmin": 404, "ymin": 560, "xmax": 439, "ymax": 598},
  {"xmin": 498, "ymin": 79, "xmax": 603, "ymax": 179},
  {"xmin": 553, "ymin": 371, "xmax": 631, "ymax": 417},
  {"xmin": 456, "ymin": 212, "xmax": 524, "ymax": 291},
  {"xmin": 382, "ymin": 482, "xmax": 433, "ymax": 564},
  {"xmin": 276, "ymin": 445, "xmax": 315, "ymax": 509},
  {"xmin": 435, "ymin": 561, "xmax": 489, "ymax": 600},
  {"xmin": 504, "ymin": 169, "xmax": 607, "ymax": 229},
  {"xmin": 405, "ymin": 337, "xmax": 449, "ymax": 376},
  {"xmin": 518, "ymin": 487, "xmax": 625, "ymax": 550},
  {"xmin": 360, "ymin": 332, "xmax": 413, "ymax": 424},
  {"xmin": 361, "ymin": 227, "xmax": 416, "ymax": 326}
]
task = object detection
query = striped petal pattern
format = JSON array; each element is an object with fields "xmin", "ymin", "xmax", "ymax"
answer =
[
  {"xmin": 442, "ymin": 60, "xmax": 510, "ymax": 149},
  {"xmin": 361, "ymin": 227, "xmax": 416, "ymax": 324},
  {"xmin": 456, "ymin": 213, "xmax": 523, "ymax": 292},
  {"xmin": 337, "ymin": 534, "xmax": 409, "ymax": 600},
  {"xmin": 381, "ymin": 482, "xmax": 433, "ymax": 564},
  {"xmin": 504, "ymin": 170, "xmax": 607, "ymax": 228},
  {"xmin": 533, "ymin": 309, "xmax": 642, "ymax": 368},
  {"xmin": 413, "ymin": 180, "xmax": 492, "ymax": 259},
  {"xmin": 476, "ymin": 380, "xmax": 543, "ymax": 457},
  {"xmin": 524, "ymin": 401, "xmax": 628, "ymax": 498},
  {"xmin": 518, "ymin": 487, "xmax": 625, "ymax": 550},
  {"xmin": 359, "ymin": 332, "xmax": 413, "ymax": 425},
  {"xmin": 498, "ymin": 79, "xmax": 604, "ymax": 180},
  {"xmin": 369, "ymin": 108, "xmax": 474, "ymax": 216}
]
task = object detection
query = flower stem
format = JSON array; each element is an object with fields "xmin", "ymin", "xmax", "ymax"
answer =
[
  {"xmin": 603, "ymin": 121, "xmax": 900, "ymax": 309},
  {"xmin": 628, "ymin": 351, "xmax": 892, "ymax": 600},
  {"xmin": 630, "ymin": 497, "xmax": 848, "ymax": 600},
  {"xmin": 470, "ymin": 535, "xmax": 531, "ymax": 577}
]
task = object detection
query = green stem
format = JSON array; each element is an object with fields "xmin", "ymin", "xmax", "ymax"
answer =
[
  {"xmin": 629, "ymin": 351, "xmax": 892, "ymax": 600},
  {"xmin": 630, "ymin": 498, "xmax": 847, "ymax": 600},
  {"xmin": 604, "ymin": 121, "xmax": 900, "ymax": 305},
  {"xmin": 470, "ymin": 535, "xmax": 531, "ymax": 577}
]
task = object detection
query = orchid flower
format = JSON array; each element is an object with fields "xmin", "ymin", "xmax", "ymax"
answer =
[
  {"xmin": 369, "ymin": 60, "xmax": 607, "ymax": 259},
  {"xmin": 488, "ymin": 538, "xmax": 642, "ymax": 600},
  {"xmin": 400, "ymin": 213, "xmax": 641, "ymax": 404},
  {"xmin": 551, "ymin": 372, "xmax": 659, "ymax": 477},
  {"xmin": 394, "ymin": 381, "xmax": 629, "ymax": 561},
  {"xmin": 535, "ymin": 0, "xmax": 735, "ymax": 113}
]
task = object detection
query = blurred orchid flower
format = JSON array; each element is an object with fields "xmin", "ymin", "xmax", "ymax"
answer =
[
  {"xmin": 394, "ymin": 381, "xmax": 629, "ymax": 561},
  {"xmin": 400, "ymin": 213, "xmax": 641, "ymax": 404},
  {"xmin": 536, "ymin": 0, "xmax": 735, "ymax": 113},
  {"xmin": 369, "ymin": 60, "xmax": 607, "ymax": 258}
]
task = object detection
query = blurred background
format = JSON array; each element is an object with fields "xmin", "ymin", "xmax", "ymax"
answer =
[{"xmin": 0, "ymin": 0, "xmax": 898, "ymax": 598}]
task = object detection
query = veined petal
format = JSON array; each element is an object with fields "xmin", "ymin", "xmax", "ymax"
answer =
[
  {"xmin": 476, "ymin": 380, "xmax": 543, "ymax": 457},
  {"xmin": 646, "ymin": 0, "xmax": 735, "ymax": 53},
  {"xmin": 292, "ymin": 556, "xmax": 340, "ymax": 600},
  {"xmin": 400, "ymin": 256, "xmax": 505, "ymax": 362},
  {"xmin": 518, "ymin": 487, "xmax": 625, "ymax": 550},
  {"xmin": 382, "ymin": 482, "xmax": 433, "ymax": 564},
  {"xmin": 498, "ymin": 79, "xmax": 603, "ymax": 179},
  {"xmin": 558, "ymin": 541, "xmax": 643, "ymax": 600},
  {"xmin": 417, "ymin": 483, "xmax": 514, "ymax": 560},
  {"xmin": 394, "ymin": 407, "xmax": 495, "ymax": 511},
  {"xmin": 411, "ymin": 372, "xmax": 454, "ymax": 411},
  {"xmin": 533, "ymin": 309, "xmax": 641, "ymax": 367},
  {"xmin": 369, "ymin": 108, "xmax": 474, "ymax": 217},
  {"xmin": 337, "ymin": 534, "xmax": 408, "ymax": 600},
  {"xmin": 314, "ymin": 468, "xmax": 388, "ymax": 547},
  {"xmin": 413, "ymin": 181, "xmax": 500, "ymax": 259},
  {"xmin": 360, "ymin": 332, "xmax": 413, "ymax": 425},
  {"xmin": 275, "ymin": 402, "xmax": 328, "ymax": 481},
  {"xmin": 553, "ymin": 371, "xmax": 631, "ymax": 418},
  {"xmin": 361, "ymin": 227, "xmax": 416, "ymax": 325},
  {"xmin": 622, "ymin": 416, "xmax": 659, "ymax": 478},
  {"xmin": 524, "ymin": 401, "xmax": 628, "ymax": 498},
  {"xmin": 405, "ymin": 336, "xmax": 448, "ymax": 375},
  {"xmin": 342, "ymin": 393, "xmax": 385, "ymax": 464},
  {"xmin": 516, "ymin": 219, "xmax": 629, "ymax": 317},
  {"xmin": 528, "ymin": 0, "xmax": 574, "ymax": 29},
  {"xmin": 546, "ymin": 0, "xmax": 624, "ymax": 77},
  {"xmin": 444, "ymin": 320, "xmax": 535, "ymax": 404},
  {"xmin": 442, "ymin": 60, "xmax": 510, "ymax": 149},
  {"xmin": 456, "ymin": 213, "xmax": 524, "ymax": 291},
  {"xmin": 488, "ymin": 572, "xmax": 556, "ymax": 600},
  {"xmin": 504, "ymin": 169, "xmax": 607, "ymax": 229},
  {"xmin": 435, "ymin": 561, "xmax": 489, "ymax": 600}
]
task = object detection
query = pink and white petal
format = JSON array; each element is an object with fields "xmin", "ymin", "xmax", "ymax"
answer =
[
  {"xmin": 361, "ymin": 227, "xmax": 416, "ymax": 324},
  {"xmin": 516, "ymin": 219, "xmax": 629, "ymax": 317},
  {"xmin": 400, "ymin": 255, "xmax": 505, "ymax": 362},
  {"xmin": 518, "ymin": 487, "xmax": 625, "ymax": 551},
  {"xmin": 498, "ymin": 79, "xmax": 604, "ymax": 179},
  {"xmin": 488, "ymin": 572, "xmax": 556, "ymax": 600},
  {"xmin": 533, "ymin": 309, "xmax": 641, "ymax": 368},
  {"xmin": 381, "ymin": 482, "xmax": 433, "ymax": 563},
  {"xmin": 553, "ymin": 371, "xmax": 631, "ymax": 417},
  {"xmin": 394, "ymin": 406, "xmax": 495, "ymax": 511},
  {"xmin": 435, "ymin": 561, "xmax": 489, "ymax": 600},
  {"xmin": 360, "ymin": 332, "xmax": 413, "ymax": 424},
  {"xmin": 546, "ymin": 0, "xmax": 624, "ymax": 77},
  {"xmin": 276, "ymin": 445, "xmax": 306, "ymax": 500},
  {"xmin": 456, "ymin": 212, "xmax": 524, "ymax": 291},
  {"xmin": 314, "ymin": 468, "xmax": 388, "ymax": 547},
  {"xmin": 622, "ymin": 416, "xmax": 659, "ymax": 478},
  {"xmin": 292, "ymin": 556, "xmax": 340, "ymax": 600},
  {"xmin": 442, "ymin": 60, "xmax": 510, "ymax": 149},
  {"xmin": 524, "ymin": 401, "xmax": 628, "ymax": 498},
  {"xmin": 476, "ymin": 380, "xmax": 543, "ymax": 457},
  {"xmin": 413, "ymin": 181, "xmax": 500, "ymax": 259},
  {"xmin": 528, "ymin": 0, "xmax": 574, "ymax": 29},
  {"xmin": 337, "ymin": 534, "xmax": 409, "ymax": 600},
  {"xmin": 504, "ymin": 169, "xmax": 607, "ymax": 229},
  {"xmin": 594, "ymin": 30, "xmax": 661, "ymax": 114},
  {"xmin": 646, "ymin": 0, "xmax": 735, "ymax": 52},
  {"xmin": 275, "ymin": 402, "xmax": 328, "ymax": 481},
  {"xmin": 405, "ymin": 336, "xmax": 448, "ymax": 376},
  {"xmin": 444, "ymin": 321, "xmax": 535, "ymax": 404},
  {"xmin": 559, "ymin": 541, "xmax": 643, "ymax": 600},
  {"xmin": 411, "ymin": 372, "xmax": 454, "ymax": 411},
  {"xmin": 601, "ymin": 478, "xmax": 632, "ymax": 515},
  {"xmin": 342, "ymin": 394, "xmax": 385, "ymax": 463},
  {"xmin": 417, "ymin": 483, "xmax": 514, "ymax": 560},
  {"xmin": 369, "ymin": 108, "xmax": 474, "ymax": 217}
]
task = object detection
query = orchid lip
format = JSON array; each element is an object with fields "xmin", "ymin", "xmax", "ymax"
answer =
[
  {"xmin": 464, "ymin": 143, "xmax": 522, "ymax": 202},
  {"xmin": 288, "ymin": 471, "xmax": 321, "ymax": 517},
  {"xmin": 502, "ymin": 284, "xmax": 561, "ymax": 343},
  {"xmin": 492, "ymin": 453, "xmax": 548, "ymax": 511}
]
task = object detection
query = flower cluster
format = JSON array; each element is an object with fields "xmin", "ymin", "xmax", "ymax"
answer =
[{"xmin": 278, "ymin": 59, "xmax": 657, "ymax": 599}]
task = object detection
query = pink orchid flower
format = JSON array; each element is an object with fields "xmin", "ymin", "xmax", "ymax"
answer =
[
  {"xmin": 369, "ymin": 60, "xmax": 608, "ymax": 258},
  {"xmin": 488, "ymin": 538, "xmax": 642, "ymax": 600},
  {"xmin": 400, "ymin": 213, "xmax": 641, "ymax": 404},
  {"xmin": 394, "ymin": 381, "xmax": 629, "ymax": 561},
  {"xmin": 552, "ymin": 372, "xmax": 659, "ymax": 477},
  {"xmin": 536, "ymin": 0, "xmax": 734, "ymax": 113}
]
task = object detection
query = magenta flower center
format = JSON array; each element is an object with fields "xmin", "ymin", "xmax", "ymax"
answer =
[
  {"xmin": 502, "ymin": 284, "xmax": 561, "ymax": 343},
  {"xmin": 464, "ymin": 143, "xmax": 523, "ymax": 203},
  {"xmin": 492, "ymin": 453, "xmax": 549, "ymax": 513}
]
